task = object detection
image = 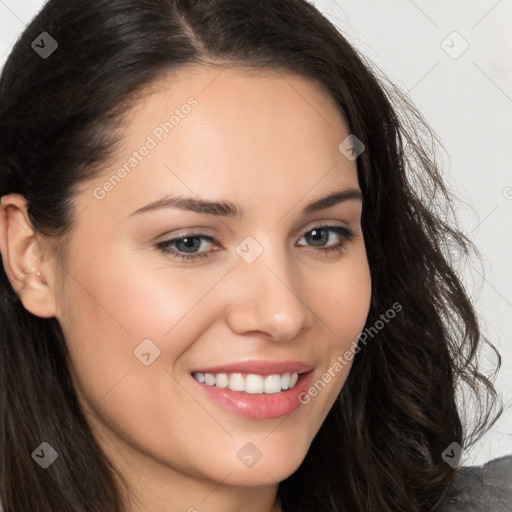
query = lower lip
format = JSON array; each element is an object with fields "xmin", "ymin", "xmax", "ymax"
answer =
[{"xmin": 190, "ymin": 372, "xmax": 314, "ymax": 419}]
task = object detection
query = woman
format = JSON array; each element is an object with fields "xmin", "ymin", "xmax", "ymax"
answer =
[{"xmin": 0, "ymin": 0, "xmax": 510, "ymax": 510}]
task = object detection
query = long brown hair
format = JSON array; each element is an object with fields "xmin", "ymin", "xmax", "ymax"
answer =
[{"xmin": 0, "ymin": 0, "xmax": 502, "ymax": 510}]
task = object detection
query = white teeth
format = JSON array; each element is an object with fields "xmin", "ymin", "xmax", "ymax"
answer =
[
  {"xmin": 228, "ymin": 373, "xmax": 245, "ymax": 391},
  {"xmin": 263, "ymin": 374, "xmax": 282, "ymax": 394},
  {"xmin": 204, "ymin": 373, "xmax": 216, "ymax": 386},
  {"xmin": 245, "ymin": 374, "xmax": 264, "ymax": 394},
  {"xmin": 192, "ymin": 371, "xmax": 301, "ymax": 393},
  {"xmin": 215, "ymin": 373, "xmax": 229, "ymax": 388}
]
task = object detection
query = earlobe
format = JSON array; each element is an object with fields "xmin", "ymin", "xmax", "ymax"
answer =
[{"xmin": 0, "ymin": 193, "xmax": 57, "ymax": 318}]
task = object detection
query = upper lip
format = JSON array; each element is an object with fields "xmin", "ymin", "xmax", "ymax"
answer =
[{"xmin": 190, "ymin": 360, "xmax": 314, "ymax": 376}]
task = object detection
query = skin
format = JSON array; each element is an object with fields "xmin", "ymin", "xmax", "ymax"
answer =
[{"xmin": 0, "ymin": 65, "xmax": 371, "ymax": 512}]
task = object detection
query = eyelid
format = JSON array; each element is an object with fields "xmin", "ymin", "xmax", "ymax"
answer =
[
  {"xmin": 153, "ymin": 227, "xmax": 215, "ymax": 244},
  {"xmin": 155, "ymin": 220, "xmax": 353, "ymax": 245},
  {"xmin": 300, "ymin": 219, "xmax": 352, "ymax": 233}
]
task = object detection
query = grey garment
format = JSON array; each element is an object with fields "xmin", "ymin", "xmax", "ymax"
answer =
[{"xmin": 436, "ymin": 455, "xmax": 512, "ymax": 511}]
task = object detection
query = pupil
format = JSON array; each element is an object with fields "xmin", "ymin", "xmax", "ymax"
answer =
[
  {"xmin": 309, "ymin": 228, "xmax": 327, "ymax": 246},
  {"xmin": 179, "ymin": 237, "xmax": 200, "ymax": 252}
]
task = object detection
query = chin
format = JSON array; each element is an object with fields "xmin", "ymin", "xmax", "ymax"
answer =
[
  {"xmin": 212, "ymin": 439, "xmax": 309, "ymax": 487},
  {"xmin": 223, "ymin": 459, "xmax": 305, "ymax": 487}
]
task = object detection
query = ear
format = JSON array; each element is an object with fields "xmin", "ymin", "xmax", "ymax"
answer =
[{"xmin": 0, "ymin": 193, "xmax": 57, "ymax": 318}]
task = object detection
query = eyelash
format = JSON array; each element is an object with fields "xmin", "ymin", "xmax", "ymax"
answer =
[{"xmin": 155, "ymin": 224, "xmax": 355, "ymax": 263}]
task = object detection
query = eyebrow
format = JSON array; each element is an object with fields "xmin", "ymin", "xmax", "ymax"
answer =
[{"xmin": 128, "ymin": 188, "xmax": 362, "ymax": 219}]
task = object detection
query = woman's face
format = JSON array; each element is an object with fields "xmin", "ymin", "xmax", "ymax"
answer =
[{"xmin": 51, "ymin": 66, "xmax": 371, "ymax": 506}]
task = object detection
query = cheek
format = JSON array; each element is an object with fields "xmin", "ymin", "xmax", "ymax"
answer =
[
  {"xmin": 55, "ymin": 238, "xmax": 225, "ymax": 408},
  {"xmin": 320, "ymin": 251, "xmax": 372, "ymax": 344},
  {"xmin": 305, "ymin": 253, "xmax": 371, "ymax": 407},
  {"xmin": 61, "ymin": 237, "xmax": 220, "ymax": 341},
  {"xmin": 55, "ymin": 242, "xmax": 232, "ymax": 473}
]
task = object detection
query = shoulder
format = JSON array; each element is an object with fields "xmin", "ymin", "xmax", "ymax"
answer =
[{"xmin": 436, "ymin": 455, "xmax": 512, "ymax": 511}]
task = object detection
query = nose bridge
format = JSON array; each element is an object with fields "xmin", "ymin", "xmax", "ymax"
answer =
[{"xmin": 225, "ymin": 236, "xmax": 311, "ymax": 340}]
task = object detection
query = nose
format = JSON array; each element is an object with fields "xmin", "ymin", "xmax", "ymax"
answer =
[{"xmin": 224, "ymin": 243, "xmax": 314, "ymax": 342}]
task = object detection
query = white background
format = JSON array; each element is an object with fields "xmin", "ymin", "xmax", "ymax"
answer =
[{"xmin": 1, "ymin": 0, "xmax": 511, "ymax": 466}]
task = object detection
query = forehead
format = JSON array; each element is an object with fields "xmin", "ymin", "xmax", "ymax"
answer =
[
  {"xmin": 133, "ymin": 63, "xmax": 345, "ymax": 127},
  {"xmin": 76, "ymin": 65, "xmax": 358, "ymax": 222},
  {"xmin": 120, "ymin": 63, "xmax": 350, "ymax": 159}
]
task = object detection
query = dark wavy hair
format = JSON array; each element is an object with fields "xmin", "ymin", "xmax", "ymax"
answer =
[{"xmin": 0, "ymin": 0, "xmax": 503, "ymax": 510}]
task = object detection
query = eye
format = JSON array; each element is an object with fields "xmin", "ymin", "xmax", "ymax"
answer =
[
  {"xmin": 156, "ymin": 234, "xmax": 216, "ymax": 262},
  {"xmin": 155, "ymin": 224, "xmax": 355, "ymax": 263},
  {"xmin": 297, "ymin": 225, "xmax": 355, "ymax": 256}
]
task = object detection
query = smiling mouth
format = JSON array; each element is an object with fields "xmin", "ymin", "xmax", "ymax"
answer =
[
  {"xmin": 190, "ymin": 368, "xmax": 314, "ymax": 419},
  {"xmin": 192, "ymin": 371, "xmax": 301, "ymax": 394}
]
